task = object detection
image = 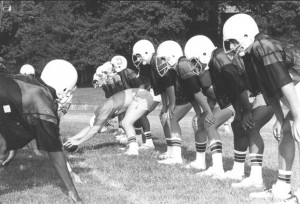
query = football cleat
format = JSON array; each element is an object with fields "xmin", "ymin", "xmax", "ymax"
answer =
[{"xmin": 249, "ymin": 184, "xmax": 292, "ymax": 201}]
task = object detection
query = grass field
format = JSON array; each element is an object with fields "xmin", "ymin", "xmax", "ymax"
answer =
[{"xmin": 1, "ymin": 88, "xmax": 300, "ymax": 204}]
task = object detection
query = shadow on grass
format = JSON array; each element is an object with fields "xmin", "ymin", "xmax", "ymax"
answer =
[
  {"xmin": 78, "ymin": 142, "xmax": 126, "ymax": 153},
  {"xmin": 0, "ymin": 150, "xmax": 93, "ymax": 197},
  {"xmin": 154, "ymin": 143, "xmax": 278, "ymax": 189}
]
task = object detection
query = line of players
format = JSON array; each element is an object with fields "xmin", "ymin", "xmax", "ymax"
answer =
[
  {"xmin": 2, "ymin": 12, "xmax": 300, "ymax": 203},
  {"xmin": 64, "ymin": 13, "xmax": 300, "ymax": 204}
]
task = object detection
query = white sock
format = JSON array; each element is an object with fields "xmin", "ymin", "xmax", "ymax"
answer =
[
  {"xmin": 249, "ymin": 166, "xmax": 263, "ymax": 180},
  {"xmin": 195, "ymin": 152, "xmax": 206, "ymax": 167},
  {"xmin": 172, "ymin": 146, "xmax": 182, "ymax": 159},
  {"xmin": 128, "ymin": 142, "xmax": 139, "ymax": 151},
  {"xmin": 212, "ymin": 153, "xmax": 223, "ymax": 170},
  {"xmin": 231, "ymin": 161, "xmax": 245, "ymax": 175},
  {"xmin": 167, "ymin": 145, "xmax": 173, "ymax": 156},
  {"xmin": 145, "ymin": 139, "xmax": 154, "ymax": 146}
]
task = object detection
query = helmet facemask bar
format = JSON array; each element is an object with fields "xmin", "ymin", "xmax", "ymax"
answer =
[
  {"xmin": 57, "ymin": 85, "xmax": 77, "ymax": 114},
  {"xmin": 187, "ymin": 57, "xmax": 206, "ymax": 75},
  {"xmin": 155, "ymin": 57, "xmax": 171, "ymax": 77},
  {"xmin": 132, "ymin": 54, "xmax": 143, "ymax": 69},
  {"xmin": 223, "ymin": 39, "xmax": 244, "ymax": 58}
]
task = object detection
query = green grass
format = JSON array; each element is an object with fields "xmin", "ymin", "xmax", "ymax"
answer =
[
  {"xmin": 72, "ymin": 87, "xmax": 105, "ymax": 106},
  {"xmin": 1, "ymin": 88, "xmax": 300, "ymax": 204}
]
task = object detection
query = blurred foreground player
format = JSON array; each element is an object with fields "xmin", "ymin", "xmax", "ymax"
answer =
[{"xmin": 0, "ymin": 59, "xmax": 82, "ymax": 203}]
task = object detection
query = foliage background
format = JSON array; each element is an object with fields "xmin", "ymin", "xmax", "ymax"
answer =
[{"xmin": 0, "ymin": 1, "xmax": 299, "ymax": 85}]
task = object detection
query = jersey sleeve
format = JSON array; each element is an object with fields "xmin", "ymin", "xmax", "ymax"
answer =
[
  {"xmin": 252, "ymin": 37, "xmax": 292, "ymax": 98},
  {"xmin": 124, "ymin": 69, "xmax": 143, "ymax": 88}
]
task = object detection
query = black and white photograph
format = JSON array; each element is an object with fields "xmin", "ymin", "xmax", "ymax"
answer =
[{"xmin": 1, "ymin": 1, "xmax": 300, "ymax": 203}]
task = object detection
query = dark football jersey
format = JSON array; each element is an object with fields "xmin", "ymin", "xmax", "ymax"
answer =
[
  {"xmin": 143, "ymin": 54, "xmax": 177, "ymax": 96},
  {"xmin": 0, "ymin": 74, "xmax": 61, "ymax": 151},
  {"xmin": 176, "ymin": 56, "xmax": 202, "ymax": 102},
  {"xmin": 209, "ymin": 48, "xmax": 249, "ymax": 109},
  {"xmin": 244, "ymin": 33, "xmax": 298, "ymax": 100}
]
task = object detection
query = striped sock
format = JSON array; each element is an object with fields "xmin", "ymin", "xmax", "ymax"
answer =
[
  {"xmin": 127, "ymin": 135, "xmax": 138, "ymax": 151},
  {"xmin": 231, "ymin": 150, "xmax": 247, "ymax": 174},
  {"xmin": 144, "ymin": 131, "xmax": 152, "ymax": 140},
  {"xmin": 276, "ymin": 170, "xmax": 292, "ymax": 193},
  {"xmin": 135, "ymin": 127, "xmax": 143, "ymax": 146},
  {"xmin": 166, "ymin": 138, "xmax": 173, "ymax": 156},
  {"xmin": 127, "ymin": 135, "xmax": 136, "ymax": 144},
  {"xmin": 278, "ymin": 170, "xmax": 292, "ymax": 184},
  {"xmin": 171, "ymin": 138, "xmax": 182, "ymax": 159},
  {"xmin": 195, "ymin": 141, "xmax": 207, "ymax": 167},
  {"xmin": 210, "ymin": 140, "xmax": 223, "ymax": 169},
  {"xmin": 210, "ymin": 140, "xmax": 222, "ymax": 154},
  {"xmin": 234, "ymin": 149, "xmax": 247, "ymax": 163},
  {"xmin": 249, "ymin": 153, "xmax": 263, "ymax": 179}
]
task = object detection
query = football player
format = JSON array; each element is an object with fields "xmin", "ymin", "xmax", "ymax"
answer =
[
  {"xmin": 223, "ymin": 13, "xmax": 300, "ymax": 202},
  {"xmin": 132, "ymin": 40, "xmax": 192, "ymax": 164},
  {"xmin": 157, "ymin": 37, "xmax": 232, "ymax": 178},
  {"xmin": 110, "ymin": 55, "xmax": 159, "ymax": 149},
  {"xmin": 185, "ymin": 35, "xmax": 274, "ymax": 184},
  {"xmin": 0, "ymin": 59, "xmax": 82, "ymax": 203},
  {"xmin": 63, "ymin": 88, "xmax": 154, "ymax": 156}
]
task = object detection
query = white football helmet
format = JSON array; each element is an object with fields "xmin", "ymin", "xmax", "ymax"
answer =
[
  {"xmin": 132, "ymin": 39, "xmax": 155, "ymax": 69},
  {"xmin": 223, "ymin": 13, "xmax": 259, "ymax": 57},
  {"xmin": 156, "ymin": 40, "xmax": 183, "ymax": 77},
  {"xmin": 111, "ymin": 55, "xmax": 127, "ymax": 72},
  {"xmin": 20, "ymin": 64, "xmax": 35, "ymax": 75},
  {"xmin": 184, "ymin": 35, "xmax": 216, "ymax": 75},
  {"xmin": 41, "ymin": 59, "xmax": 78, "ymax": 100}
]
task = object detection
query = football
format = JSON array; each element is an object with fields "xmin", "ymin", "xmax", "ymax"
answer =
[{"xmin": 62, "ymin": 138, "xmax": 79, "ymax": 153}]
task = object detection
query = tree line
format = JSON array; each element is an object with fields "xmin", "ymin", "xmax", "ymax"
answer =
[{"xmin": 0, "ymin": 1, "xmax": 299, "ymax": 85}]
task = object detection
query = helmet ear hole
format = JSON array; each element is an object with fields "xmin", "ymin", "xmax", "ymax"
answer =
[{"xmin": 244, "ymin": 34, "xmax": 248, "ymax": 38}]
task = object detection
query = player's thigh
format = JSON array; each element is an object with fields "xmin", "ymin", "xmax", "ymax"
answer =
[{"xmin": 172, "ymin": 103, "xmax": 192, "ymax": 121}]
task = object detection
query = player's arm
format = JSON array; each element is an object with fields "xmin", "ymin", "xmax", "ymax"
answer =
[
  {"xmin": 47, "ymin": 151, "xmax": 82, "ymax": 203},
  {"xmin": 281, "ymin": 82, "xmax": 300, "ymax": 141},
  {"xmin": 165, "ymin": 85, "xmax": 176, "ymax": 118}
]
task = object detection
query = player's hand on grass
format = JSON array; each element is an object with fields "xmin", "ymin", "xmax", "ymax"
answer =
[
  {"xmin": 71, "ymin": 171, "xmax": 83, "ymax": 184},
  {"xmin": 1, "ymin": 150, "xmax": 17, "ymax": 166},
  {"xmin": 68, "ymin": 190, "xmax": 83, "ymax": 203},
  {"xmin": 273, "ymin": 120, "xmax": 283, "ymax": 141}
]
